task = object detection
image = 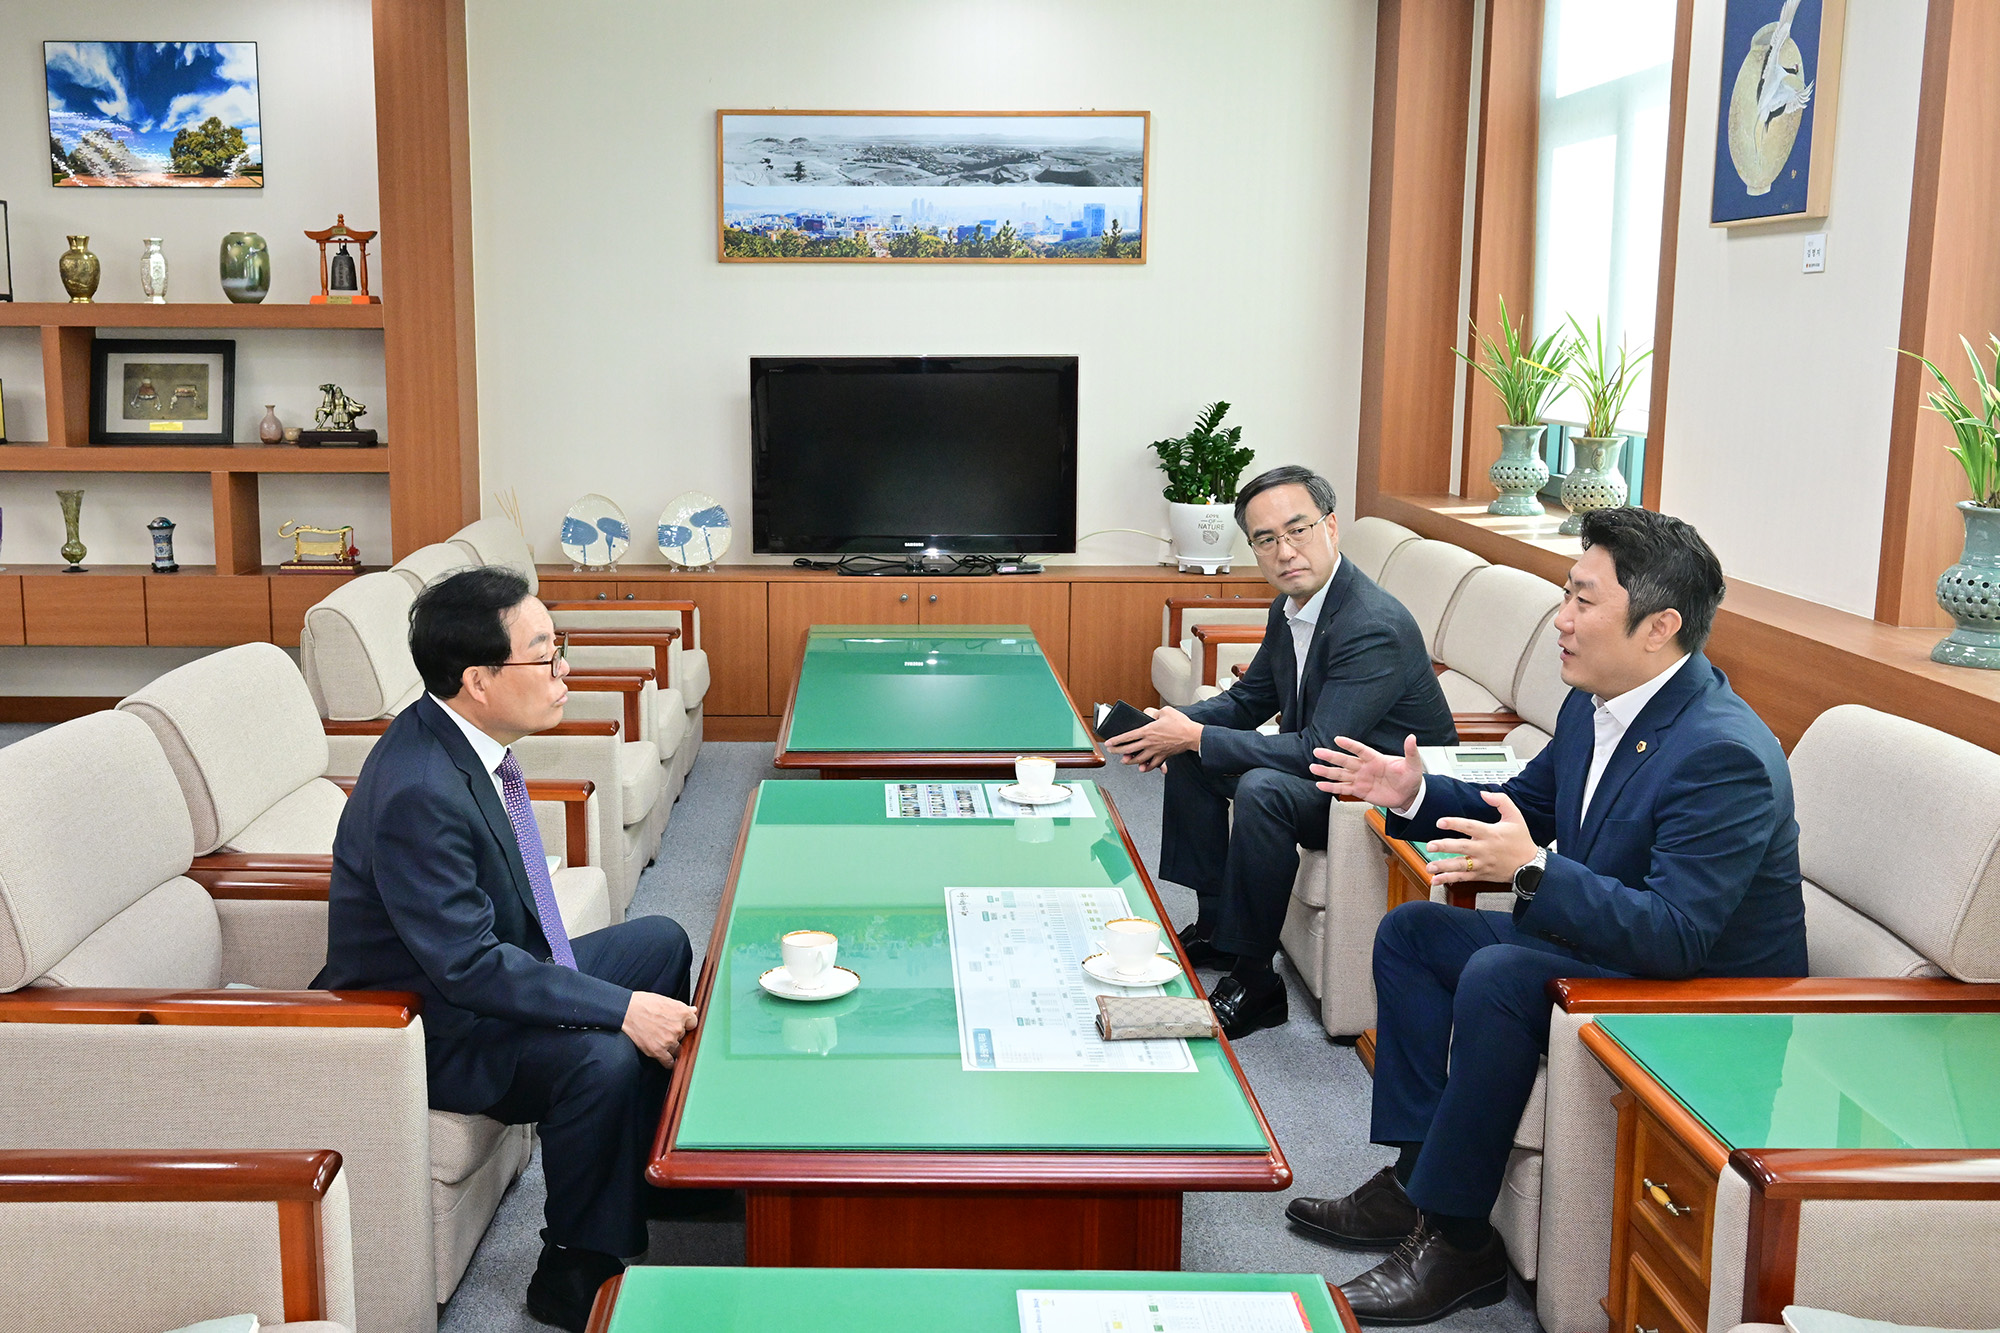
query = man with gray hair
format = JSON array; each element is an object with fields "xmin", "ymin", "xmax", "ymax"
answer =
[{"xmin": 1107, "ymin": 465, "xmax": 1455, "ymax": 1037}]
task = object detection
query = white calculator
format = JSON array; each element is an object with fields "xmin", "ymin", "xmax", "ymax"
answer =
[{"xmin": 1418, "ymin": 744, "xmax": 1525, "ymax": 785}]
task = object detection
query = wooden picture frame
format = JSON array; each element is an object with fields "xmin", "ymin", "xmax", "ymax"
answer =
[
  {"xmin": 1710, "ymin": 0, "xmax": 1847, "ymax": 227},
  {"xmin": 88, "ymin": 337, "xmax": 236, "ymax": 445},
  {"xmin": 717, "ymin": 109, "xmax": 1149, "ymax": 264}
]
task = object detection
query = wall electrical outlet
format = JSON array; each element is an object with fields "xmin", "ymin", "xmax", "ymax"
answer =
[{"xmin": 1802, "ymin": 233, "xmax": 1827, "ymax": 273}]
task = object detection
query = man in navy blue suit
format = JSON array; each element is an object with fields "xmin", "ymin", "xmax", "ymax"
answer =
[
  {"xmin": 1295, "ymin": 507, "xmax": 1806, "ymax": 1325},
  {"xmin": 316, "ymin": 568, "xmax": 697, "ymax": 1333}
]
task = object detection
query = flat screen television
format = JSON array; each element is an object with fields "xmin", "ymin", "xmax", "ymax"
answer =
[{"xmin": 751, "ymin": 355, "xmax": 1078, "ymax": 555}]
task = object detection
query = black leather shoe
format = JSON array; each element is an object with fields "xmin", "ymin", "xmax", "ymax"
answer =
[
  {"xmin": 525, "ymin": 1235, "xmax": 625, "ymax": 1333},
  {"xmin": 1337, "ymin": 1219, "xmax": 1509, "ymax": 1325},
  {"xmin": 1285, "ymin": 1166, "xmax": 1421, "ymax": 1249},
  {"xmin": 1177, "ymin": 922, "xmax": 1229, "ymax": 969},
  {"xmin": 1209, "ymin": 974, "xmax": 1287, "ymax": 1038}
]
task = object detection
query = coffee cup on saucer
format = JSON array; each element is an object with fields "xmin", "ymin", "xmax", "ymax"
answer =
[
  {"xmin": 1103, "ymin": 917, "xmax": 1160, "ymax": 977},
  {"xmin": 1014, "ymin": 755, "xmax": 1057, "ymax": 797},
  {"xmin": 781, "ymin": 929, "xmax": 839, "ymax": 989}
]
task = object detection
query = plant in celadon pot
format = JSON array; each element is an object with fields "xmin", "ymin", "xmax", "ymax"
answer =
[
  {"xmin": 1905, "ymin": 335, "xmax": 2000, "ymax": 669},
  {"xmin": 1551, "ymin": 315, "xmax": 1651, "ymax": 536},
  {"xmin": 1150, "ymin": 400, "xmax": 1254, "ymax": 575},
  {"xmin": 1455, "ymin": 295, "xmax": 1574, "ymax": 516}
]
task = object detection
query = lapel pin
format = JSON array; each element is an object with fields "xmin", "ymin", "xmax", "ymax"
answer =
[{"xmin": 1635, "ymin": 741, "xmax": 1647, "ymax": 753}]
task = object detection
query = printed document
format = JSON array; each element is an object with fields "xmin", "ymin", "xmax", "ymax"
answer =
[{"xmin": 1018, "ymin": 1288, "xmax": 1314, "ymax": 1333}]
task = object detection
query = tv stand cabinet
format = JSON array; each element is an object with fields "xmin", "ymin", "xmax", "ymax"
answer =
[{"xmin": 535, "ymin": 564, "xmax": 1269, "ymax": 740}]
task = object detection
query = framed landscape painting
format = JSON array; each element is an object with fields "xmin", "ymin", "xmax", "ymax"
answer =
[
  {"xmin": 47, "ymin": 41, "xmax": 263, "ymax": 188},
  {"xmin": 718, "ymin": 110, "xmax": 1148, "ymax": 263},
  {"xmin": 1710, "ymin": 0, "xmax": 1845, "ymax": 226}
]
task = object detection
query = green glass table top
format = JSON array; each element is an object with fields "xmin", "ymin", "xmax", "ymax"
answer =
[
  {"xmin": 673, "ymin": 780, "xmax": 1270, "ymax": 1153},
  {"xmin": 1597, "ymin": 1012, "xmax": 2000, "ymax": 1151},
  {"xmin": 607, "ymin": 1267, "xmax": 1341, "ymax": 1333},
  {"xmin": 784, "ymin": 625, "xmax": 1095, "ymax": 753}
]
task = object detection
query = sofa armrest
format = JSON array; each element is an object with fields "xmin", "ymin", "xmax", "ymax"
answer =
[
  {"xmin": 1166, "ymin": 597, "xmax": 1261, "ymax": 647},
  {"xmin": 0, "ymin": 988, "xmax": 419, "ymax": 1027},
  {"xmin": 313, "ymin": 776, "xmax": 594, "ymax": 866},
  {"xmin": 1551, "ymin": 976, "xmax": 2000, "ymax": 1014},
  {"xmin": 324, "ymin": 717, "xmax": 619, "ymax": 738},
  {"xmin": 187, "ymin": 854, "xmax": 333, "ymax": 902},
  {"xmin": 566, "ymin": 671, "xmax": 650, "ymax": 741},
  {"xmin": 1451, "ymin": 709, "xmax": 1525, "ymax": 743},
  {"xmin": 561, "ymin": 628, "xmax": 680, "ymax": 684},
  {"xmin": 1191, "ymin": 623, "xmax": 1267, "ymax": 686},
  {"xmin": 1362, "ymin": 806, "xmax": 1505, "ymax": 910}
]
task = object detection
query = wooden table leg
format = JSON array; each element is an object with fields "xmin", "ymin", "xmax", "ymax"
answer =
[{"xmin": 745, "ymin": 1189, "xmax": 1182, "ymax": 1269}]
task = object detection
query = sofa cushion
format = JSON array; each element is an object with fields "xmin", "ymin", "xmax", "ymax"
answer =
[
  {"xmin": 448, "ymin": 518, "xmax": 540, "ymax": 592},
  {"xmin": 678, "ymin": 648, "xmax": 710, "ymax": 710},
  {"xmin": 37, "ymin": 877, "xmax": 223, "ymax": 989},
  {"xmin": 1437, "ymin": 669, "xmax": 1505, "ymax": 715},
  {"xmin": 1377, "ymin": 540, "xmax": 1488, "ymax": 656},
  {"xmin": 226, "ymin": 779, "xmax": 347, "ymax": 855},
  {"xmin": 1152, "ymin": 645, "xmax": 1195, "ymax": 707},
  {"xmin": 617, "ymin": 741, "xmax": 664, "ymax": 824},
  {"xmin": 0, "ymin": 712, "xmax": 196, "ymax": 991},
  {"xmin": 1344, "ymin": 516, "xmax": 1422, "ymax": 583},
  {"xmin": 1803, "ymin": 880, "xmax": 1945, "ymax": 980},
  {"xmin": 119, "ymin": 643, "xmax": 334, "ymax": 855},
  {"xmin": 388, "ymin": 542, "xmax": 477, "ymax": 595},
  {"xmin": 1509, "ymin": 614, "xmax": 1570, "ymax": 736},
  {"xmin": 1435, "ymin": 566, "xmax": 1563, "ymax": 705},
  {"xmin": 427, "ymin": 1110, "xmax": 517, "ymax": 1187},
  {"xmin": 654, "ymin": 688, "xmax": 690, "ymax": 759},
  {"xmin": 300, "ymin": 573, "xmax": 421, "ymax": 721}
]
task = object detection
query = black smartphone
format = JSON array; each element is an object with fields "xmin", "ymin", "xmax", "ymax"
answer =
[{"xmin": 1093, "ymin": 699, "xmax": 1154, "ymax": 742}]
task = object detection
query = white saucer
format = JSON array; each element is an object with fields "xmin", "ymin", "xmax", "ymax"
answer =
[
  {"xmin": 1082, "ymin": 953, "xmax": 1184, "ymax": 988},
  {"xmin": 999, "ymin": 782, "xmax": 1072, "ymax": 806},
  {"xmin": 759, "ymin": 965, "xmax": 860, "ymax": 1001}
]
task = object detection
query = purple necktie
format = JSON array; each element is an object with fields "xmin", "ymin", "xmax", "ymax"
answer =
[{"xmin": 495, "ymin": 751, "xmax": 576, "ymax": 969}]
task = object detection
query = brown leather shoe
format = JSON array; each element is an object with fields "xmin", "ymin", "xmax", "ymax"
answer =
[
  {"xmin": 1337, "ymin": 1218, "xmax": 1509, "ymax": 1325},
  {"xmin": 1285, "ymin": 1166, "xmax": 1420, "ymax": 1249}
]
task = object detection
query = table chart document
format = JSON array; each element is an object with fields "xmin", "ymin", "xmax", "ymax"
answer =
[
  {"xmin": 946, "ymin": 886, "xmax": 1193, "ymax": 1074},
  {"xmin": 1018, "ymin": 1289, "xmax": 1314, "ymax": 1333}
]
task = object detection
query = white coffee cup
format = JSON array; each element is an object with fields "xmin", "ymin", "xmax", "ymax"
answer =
[
  {"xmin": 781, "ymin": 929, "xmax": 839, "ymax": 989},
  {"xmin": 1103, "ymin": 917, "xmax": 1160, "ymax": 977},
  {"xmin": 1014, "ymin": 755, "xmax": 1057, "ymax": 794}
]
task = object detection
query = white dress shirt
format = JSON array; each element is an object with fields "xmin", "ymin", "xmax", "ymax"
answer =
[
  {"xmin": 1284, "ymin": 559, "xmax": 1338, "ymax": 695},
  {"xmin": 430, "ymin": 693, "xmax": 509, "ymax": 805}
]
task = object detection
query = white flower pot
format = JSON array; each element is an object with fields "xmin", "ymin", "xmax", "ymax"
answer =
[{"xmin": 1168, "ymin": 502, "xmax": 1236, "ymax": 574}]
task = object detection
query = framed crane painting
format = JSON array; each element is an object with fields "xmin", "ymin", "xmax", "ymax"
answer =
[{"xmin": 1711, "ymin": 0, "xmax": 1846, "ymax": 226}]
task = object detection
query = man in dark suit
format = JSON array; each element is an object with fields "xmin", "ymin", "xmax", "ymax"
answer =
[
  {"xmin": 316, "ymin": 568, "xmax": 698, "ymax": 1333},
  {"xmin": 1298, "ymin": 507, "xmax": 1807, "ymax": 1325},
  {"xmin": 1107, "ymin": 465, "xmax": 1455, "ymax": 1037}
]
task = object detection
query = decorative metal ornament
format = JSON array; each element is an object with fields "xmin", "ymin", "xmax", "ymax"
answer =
[
  {"xmin": 56, "ymin": 489, "xmax": 87, "ymax": 571},
  {"xmin": 304, "ymin": 215, "xmax": 379, "ymax": 304},
  {"xmin": 148, "ymin": 516, "xmax": 179, "ymax": 572},
  {"xmin": 58, "ymin": 235, "xmax": 99, "ymax": 303}
]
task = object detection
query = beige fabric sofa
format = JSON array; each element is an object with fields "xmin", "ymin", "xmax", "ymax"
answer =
[
  {"xmin": 1521, "ymin": 705, "xmax": 2000, "ymax": 1333},
  {"xmin": 297, "ymin": 570, "xmax": 664, "ymax": 916},
  {"xmin": 0, "ymin": 1148, "xmax": 357, "ymax": 1333},
  {"xmin": 448, "ymin": 517, "xmax": 708, "ymax": 770},
  {"xmin": 0, "ymin": 710, "xmax": 500, "ymax": 1333}
]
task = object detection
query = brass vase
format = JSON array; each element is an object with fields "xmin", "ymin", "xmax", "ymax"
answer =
[
  {"xmin": 57, "ymin": 489, "xmax": 87, "ymax": 571},
  {"xmin": 59, "ymin": 236, "xmax": 100, "ymax": 303}
]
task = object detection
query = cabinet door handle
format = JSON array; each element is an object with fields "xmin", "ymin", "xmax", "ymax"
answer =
[
  {"xmin": 899, "ymin": 593, "xmax": 909, "ymax": 603},
  {"xmin": 1637, "ymin": 1325, "xmax": 1661, "ymax": 1333},
  {"xmin": 929, "ymin": 593, "xmax": 938, "ymax": 603},
  {"xmin": 596, "ymin": 592, "xmax": 608, "ymax": 600},
  {"xmin": 625, "ymin": 592, "xmax": 635, "ymax": 600},
  {"xmin": 1643, "ymin": 1179, "xmax": 1690, "ymax": 1216}
]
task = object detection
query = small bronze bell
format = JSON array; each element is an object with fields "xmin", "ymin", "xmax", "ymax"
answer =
[{"xmin": 329, "ymin": 241, "xmax": 358, "ymax": 293}]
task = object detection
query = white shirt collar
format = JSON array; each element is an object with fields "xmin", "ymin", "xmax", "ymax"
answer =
[
  {"xmin": 1286, "ymin": 557, "xmax": 1340, "ymax": 626},
  {"xmin": 429, "ymin": 693, "xmax": 510, "ymax": 776},
  {"xmin": 1592, "ymin": 654, "xmax": 1691, "ymax": 728}
]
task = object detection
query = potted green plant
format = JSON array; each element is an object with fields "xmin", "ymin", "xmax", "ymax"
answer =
[
  {"xmin": 1456, "ymin": 296, "xmax": 1574, "ymax": 516},
  {"xmin": 1550, "ymin": 315, "xmax": 1652, "ymax": 535},
  {"xmin": 1904, "ymin": 335, "xmax": 2000, "ymax": 668},
  {"xmin": 1150, "ymin": 401, "xmax": 1255, "ymax": 573}
]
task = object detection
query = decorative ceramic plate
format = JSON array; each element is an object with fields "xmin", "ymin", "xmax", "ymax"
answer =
[
  {"xmin": 559, "ymin": 493, "xmax": 630, "ymax": 568},
  {"xmin": 657, "ymin": 491, "xmax": 732, "ymax": 567}
]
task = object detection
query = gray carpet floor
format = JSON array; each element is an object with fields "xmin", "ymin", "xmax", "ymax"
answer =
[{"xmin": 0, "ymin": 723, "xmax": 1541, "ymax": 1331}]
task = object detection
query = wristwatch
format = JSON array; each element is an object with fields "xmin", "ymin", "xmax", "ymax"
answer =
[{"xmin": 1512, "ymin": 847, "xmax": 1550, "ymax": 902}]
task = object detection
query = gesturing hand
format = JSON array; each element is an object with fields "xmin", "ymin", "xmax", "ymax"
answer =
[
  {"xmin": 1309, "ymin": 734, "xmax": 1424, "ymax": 809},
  {"xmin": 623, "ymin": 992, "xmax": 699, "ymax": 1068},
  {"xmin": 1426, "ymin": 791, "xmax": 1540, "ymax": 886}
]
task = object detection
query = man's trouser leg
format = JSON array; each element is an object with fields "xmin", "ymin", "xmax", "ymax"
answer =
[
  {"xmin": 1204, "ymin": 767, "xmax": 1331, "ymax": 963},
  {"xmin": 1157, "ymin": 749, "xmax": 1239, "ymax": 928},
  {"xmin": 481, "ymin": 914, "xmax": 694, "ymax": 1257}
]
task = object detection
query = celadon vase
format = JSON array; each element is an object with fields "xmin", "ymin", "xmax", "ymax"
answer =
[
  {"xmin": 1931, "ymin": 501, "xmax": 2000, "ymax": 669},
  {"xmin": 1488, "ymin": 424, "xmax": 1549, "ymax": 516},
  {"xmin": 1558, "ymin": 435, "xmax": 1627, "ymax": 536}
]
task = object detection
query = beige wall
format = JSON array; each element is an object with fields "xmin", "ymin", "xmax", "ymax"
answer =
[
  {"xmin": 464, "ymin": 0, "xmax": 1378, "ymax": 570},
  {"xmin": 1659, "ymin": 0, "xmax": 1929, "ymax": 616}
]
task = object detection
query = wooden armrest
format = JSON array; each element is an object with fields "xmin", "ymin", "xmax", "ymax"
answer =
[
  {"xmin": 566, "ymin": 671, "xmax": 649, "ymax": 738},
  {"xmin": 1362, "ymin": 806, "xmax": 1506, "ymax": 909},
  {"xmin": 1433, "ymin": 661, "xmax": 1448, "ymax": 675},
  {"xmin": 561, "ymin": 628, "xmax": 681, "ymax": 683},
  {"xmin": 322, "ymin": 717, "xmax": 619, "ymax": 738},
  {"xmin": 1451, "ymin": 709, "xmax": 1525, "ymax": 742},
  {"xmin": 1164, "ymin": 596, "xmax": 1263, "ymax": 645},
  {"xmin": 1231, "ymin": 661, "xmax": 1248, "ymax": 679},
  {"xmin": 322, "ymin": 775, "xmax": 595, "ymax": 866},
  {"xmin": 187, "ymin": 853, "xmax": 333, "ymax": 902},
  {"xmin": 1552, "ymin": 976, "xmax": 2000, "ymax": 1013},
  {"xmin": 0, "ymin": 1148, "xmax": 342, "ymax": 1202},
  {"xmin": 0, "ymin": 988, "xmax": 420, "ymax": 1027},
  {"xmin": 1190, "ymin": 622, "xmax": 1266, "ymax": 685}
]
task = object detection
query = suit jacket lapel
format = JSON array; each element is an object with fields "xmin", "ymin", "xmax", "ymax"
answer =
[
  {"xmin": 1569, "ymin": 656, "xmax": 1713, "ymax": 861},
  {"xmin": 416, "ymin": 696, "xmax": 537, "ymax": 918}
]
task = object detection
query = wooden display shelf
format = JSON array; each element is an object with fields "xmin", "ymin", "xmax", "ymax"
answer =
[
  {"xmin": 0, "ymin": 302, "xmax": 384, "ymax": 329},
  {"xmin": 0, "ymin": 444, "xmax": 390, "ymax": 473}
]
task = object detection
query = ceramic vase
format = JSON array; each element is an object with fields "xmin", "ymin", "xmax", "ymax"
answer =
[
  {"xmin": 1931, "ymin": 502, "xmax": 2000, "ymax": 669},
  {"xmin": 139, "ymin": 238, "xmax": 168, "ymax": 304},
  {"xmin": 258, "ymin": 405, "xmax": 284, "ymax": 444},
  {"xmin": 1168, "ymin": 501, "xmax": 1236, "ymax": 574},
  {"xmin": 148, "ymin": 516, "xmax": 179, "ymax": 573},
  {"xmin": 219, "ymin": 231, "xmax": 270, "ymax": 304},
  {"xmin": 57, "ymin": 489, "xmax": 86, "ymax": 571},
  {"xmin": 1488, "ymin": 424, "xmax": 1549, "ymax": 516},
  {"xmin": 59, "ymin": 236, "xmax": 99, "ymax": 303},
  {"xmin": 1558, "ymin": 435, "xmax": 1628, "ymax": 536}
]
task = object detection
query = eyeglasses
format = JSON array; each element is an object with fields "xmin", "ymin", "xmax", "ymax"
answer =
[
  {"xmin": 1248, "ymin": 513, "xmax": 1330, "ymax": 555},
  {"xmin": 492, "ymin": 631, "xmax": 569, "ymax": 679}
]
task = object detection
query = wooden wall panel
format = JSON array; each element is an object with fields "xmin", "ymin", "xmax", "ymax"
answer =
[
  {"xmin": 624, "ymin": 579, "xmax": 769, "ymax": 717},
  {"xmin": 148, "ymin": 575, "xmax": 271, "ymax": 646},
  {"xmin": 0, "ymin": 575, "xmax": 21, "ymax": 645},
  {"xmin": 915, "ymin": 580, "xmax": 1071, "ymax": 676},
  {"xmin": 210, "ymin": 472, "xmax": 263, "ymax": 576},
  {"xmin": 269, "ymin": 573, "xmax": 356, "ymax": 648},
  {"xmin": 40, "ymin": 326, "xmax": 90, "ymax": 448},
  {"xmin": 1066, "ymin": 579, "xmax": 1267, "ymax": 712},
  {"xmin": 22, "ymin": 574, "xmax": 146, "ymax": 645}
]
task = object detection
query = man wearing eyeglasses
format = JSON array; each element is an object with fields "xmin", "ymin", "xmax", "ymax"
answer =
[
  {"xmin": 1106, "ymin": 465, "xmax": 1455, "ymax": 1038},
  {"xmin": 316, "ymin": 567, "xmax": 700, "ymax": 1333}
]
